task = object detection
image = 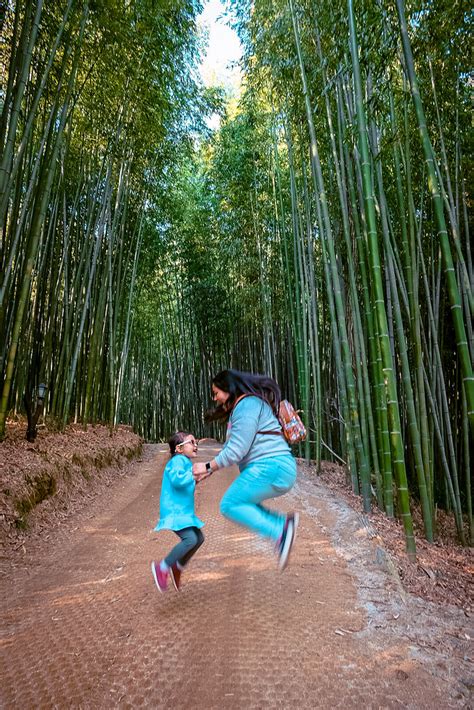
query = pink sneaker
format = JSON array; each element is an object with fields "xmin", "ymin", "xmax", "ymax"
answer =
[
  {"xmin": 151, "ymin": 561, "xmax": 168, "ymax": 593},
  {"xmin": 169, "ymin": 564, "xmax": 182, "ymax": 592}
]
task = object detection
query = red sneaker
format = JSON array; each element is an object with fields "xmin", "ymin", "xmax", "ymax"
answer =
[
  {"xmin": 169, "ymin": 564, "xmax": 182, "ymax": 592},
  {"xmin": 151, "ymin": 561, "xmax": 168, "ymax": 593}
]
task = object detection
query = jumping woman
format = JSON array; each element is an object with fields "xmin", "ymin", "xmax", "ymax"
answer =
[{"xmin": 192, "ymin": 369, "xmax": 298, "ymax": 571}]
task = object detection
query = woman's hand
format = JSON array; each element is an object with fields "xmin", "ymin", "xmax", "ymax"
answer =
[{"xmin": 192, "ymin": 462, "xmax": 212, "ymax": 483}]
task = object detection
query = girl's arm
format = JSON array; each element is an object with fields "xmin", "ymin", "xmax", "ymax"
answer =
[{"xmin": 167, "ymin": 457, "xmax": 193, "ymax": 488}]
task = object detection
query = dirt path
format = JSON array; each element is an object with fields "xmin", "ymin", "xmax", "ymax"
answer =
[{"xmin": 1, "ymin": 445, "xmax": 471, "ymax": 709}]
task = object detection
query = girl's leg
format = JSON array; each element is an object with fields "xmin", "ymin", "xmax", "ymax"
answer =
[
  {"xmin": 220, "ymin": 455, "xmax": 297, "ymax": 541},
  {"xmin": 152, "ymin": 528, "xmax": 204, "ymax": 593},
  {"xmin": 164, "ymin": 527, "xmax": 204, "ymax": 568},
  {"xmin": 178, "ymin": 527, "xmax": 204, "ymax": 566}
]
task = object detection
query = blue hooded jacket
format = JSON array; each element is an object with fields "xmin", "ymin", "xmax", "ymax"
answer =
[{"xmin": 154, "ymin": 454, "xmax": 204, "ymax": 532}]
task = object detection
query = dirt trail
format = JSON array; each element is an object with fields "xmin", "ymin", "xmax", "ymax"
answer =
[{"xmin": 1, "ymin": 444, "xmax": 471, "ymax": 709}]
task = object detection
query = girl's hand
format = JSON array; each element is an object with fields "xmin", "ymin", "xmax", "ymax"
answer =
[{"xmin": 192, "ymin": 462, "xmax": 211, "ymax": 483}]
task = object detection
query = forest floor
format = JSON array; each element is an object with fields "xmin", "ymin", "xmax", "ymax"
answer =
[{"xmin": 0, "ymin": 422, "xmax": 472, "ymax": 708}]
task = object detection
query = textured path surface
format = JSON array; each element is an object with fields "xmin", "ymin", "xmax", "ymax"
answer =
[{"xmin": 1, "ymin": 444, "xmax": 470, "ymax": 709}]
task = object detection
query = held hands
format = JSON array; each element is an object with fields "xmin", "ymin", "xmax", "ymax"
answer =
[{"xmin": 192, "ymin": 462, "xmax": 212, "ymax": 484}]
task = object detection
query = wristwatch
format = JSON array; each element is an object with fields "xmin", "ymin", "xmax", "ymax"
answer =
[{"xmin": 205, "ymin": 461, "xmax": 212, "ymax": 473}]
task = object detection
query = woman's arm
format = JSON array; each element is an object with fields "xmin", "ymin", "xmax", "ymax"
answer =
[
  {"xmin": 193, "ymin": 458, "xmax": 218, "ymax": 482},
  {"xmin": 193, "ymin": 397, "xmax": 264, "ymax": 482},
  {"xmin": 214, "ymin": 397, "xmax": 262, "ymax": 468},
  {"xmin": 195, "ymin": 398, "xmax": 262, "ymax": 480}
]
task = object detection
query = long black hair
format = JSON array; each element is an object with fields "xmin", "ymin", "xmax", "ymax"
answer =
[{"xmin": 205, "ymin": 369, "xmax": 281, "ymax": 423}]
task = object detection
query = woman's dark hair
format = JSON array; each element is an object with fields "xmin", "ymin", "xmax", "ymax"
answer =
[
  {"xmin": 168, "ymin": 431, "xmax": 192, "ymax": 456},
  {"xmin": 205, "ymin": 369, "xmax": 281, "ymax": 423}
]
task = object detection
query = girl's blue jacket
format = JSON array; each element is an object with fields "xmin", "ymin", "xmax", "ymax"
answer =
[{"xmin": 154, "ymin": 454, "xmax": 204, "ymax": 532}]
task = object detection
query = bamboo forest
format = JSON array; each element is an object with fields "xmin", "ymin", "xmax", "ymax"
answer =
[{"xmin": 0, "ymin": 0, "xmax": 472, "ymax": 557}]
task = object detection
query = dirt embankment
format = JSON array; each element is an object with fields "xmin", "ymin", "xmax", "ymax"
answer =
[{"xmin": 0, "ymin": 420, "xmax": 142, "ymax": 559}]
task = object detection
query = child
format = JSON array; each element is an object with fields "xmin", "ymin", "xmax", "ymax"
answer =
[{"xmin": 151, "ymin": 432, "xmax": 204, "ymax": 593}]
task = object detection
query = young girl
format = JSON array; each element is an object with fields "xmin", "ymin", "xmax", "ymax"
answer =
[
  {"xmin": 151, "ymin": 432, "xmax": 204, "ymax": 593},
  {"xmin": 193, "ymin": 369, "xmax": 298, "ymax": 571}
]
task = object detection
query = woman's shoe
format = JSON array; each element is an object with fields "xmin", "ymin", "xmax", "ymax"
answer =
[{"xmin": 278, "ymin": 512, "xmax": 299, "ymax": 571}]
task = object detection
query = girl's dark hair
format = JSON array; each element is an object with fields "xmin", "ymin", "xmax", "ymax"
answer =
[
  {"xmin": 205, "ymin": 369, "xmax": 281, "ymax": 423},
  {"xmin": 168, "ymin": 431, "xmax": 192, "ymax": 456}
]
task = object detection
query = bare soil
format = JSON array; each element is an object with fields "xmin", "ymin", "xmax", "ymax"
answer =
[{"xmin": 0, "ymin": 423, "xmax": 472, "ymax": 708}]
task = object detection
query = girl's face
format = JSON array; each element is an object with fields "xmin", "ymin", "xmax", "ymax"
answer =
[
  {"xmin": 176, "ymin": 436, "xmax": 198, "ymax": 458},
  {"xmin": 212, "ymin": 384, "xmax": 230, "ymax": 407}
]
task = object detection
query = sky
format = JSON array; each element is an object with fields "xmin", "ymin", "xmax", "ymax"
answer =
[{"xmin": 198, "ymin": 0, "xmax": 242, "ymax": 96}]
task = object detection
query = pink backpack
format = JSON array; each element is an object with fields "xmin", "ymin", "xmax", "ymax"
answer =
[
  {"xmin": 236, "ymin": 394, "xmax": 307, "ymax": 445},
  {"xmin": 278, "ymin": 400, "xmax": 306, "ymax": 444}
]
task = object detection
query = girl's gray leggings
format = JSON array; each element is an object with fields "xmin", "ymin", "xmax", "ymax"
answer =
[{"xmin": 164, "ymin": 526, "xmax": 204, "ymax": 567}]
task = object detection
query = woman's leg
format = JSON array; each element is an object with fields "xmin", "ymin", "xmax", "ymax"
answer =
[
  {"xmin": 220, "ymin": 455, "xmax": 297, "ymax": 541},
  {"xmin": 164, "ymin": 527, "xmax": 204, "ymax": 568}
]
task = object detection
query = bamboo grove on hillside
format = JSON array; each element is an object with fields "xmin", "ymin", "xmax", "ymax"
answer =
[{"xmin": 1, "ymin": 1, "xmax": 472, "ymax": 553}]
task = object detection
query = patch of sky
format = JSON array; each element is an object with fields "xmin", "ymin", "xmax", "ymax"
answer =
[{"xmin": 198, "ymin": 0, "xmax": 242, "ymax": 130}]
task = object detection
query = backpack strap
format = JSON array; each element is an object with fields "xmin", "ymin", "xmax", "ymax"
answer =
[
  {"xmin": 232, "ymin": 395, "xmax": 283, "ymax": 436},
  {"xmin": 231, "ymin": 393, "xmax": 255, "ymax": 411}
]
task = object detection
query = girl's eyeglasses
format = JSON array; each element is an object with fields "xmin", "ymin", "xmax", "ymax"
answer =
[{"xmin": 178, "ymin": 438, "xmax": 198, "ymax": 447}]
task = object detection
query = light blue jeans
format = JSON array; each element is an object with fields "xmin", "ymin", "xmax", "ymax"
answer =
[{"xmin": 220, "ymin": 455, "xmax": 297, "ymax": 541}]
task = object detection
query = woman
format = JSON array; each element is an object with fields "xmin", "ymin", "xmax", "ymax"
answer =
[{"xmin": 192, "ymin": 369, "xmax": 298, "ymax": 571}]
